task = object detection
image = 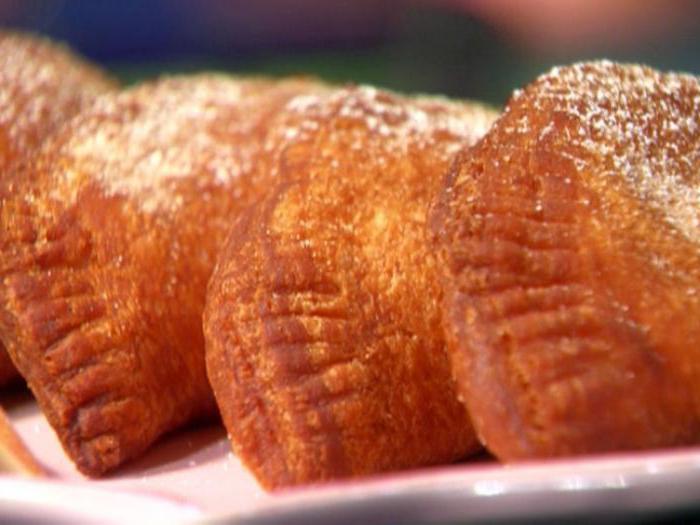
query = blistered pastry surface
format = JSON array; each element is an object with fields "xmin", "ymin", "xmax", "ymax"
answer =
[
  {"xmin": 0, "ymin": 75, "xmax": 326, "ymax": 475},
  {"xmin": 505, "ymin": 61, "xmax": 700, "ymax": 243},
  {"xmin": 431, "ymin": 61, "xmax": 700, "ymax": 460},
  {"xmin": 0, "ymin": 31, "xmax": 116, "ymax": 388},
  {"xmin": 204, "ymin": 86, "xmax": 497, "ymax": 488}
]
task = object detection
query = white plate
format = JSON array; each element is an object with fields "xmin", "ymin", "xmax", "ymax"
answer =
[{"xmin": 3, "ymin": 390, "xmax": 700, "ymax": 524}]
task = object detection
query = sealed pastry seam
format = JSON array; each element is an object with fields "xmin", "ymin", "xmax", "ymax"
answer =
[
  {"xmin": 204, "ymin": 86, "xmax": 498, "ymax": 488},
  {"xmin": 0, "ymin": 31, "xmax": 117, "ymax": 387},
  {"xmin": 0, "ymin": 75, "xmax": 330, "ymax": 475},
  {"xmin": 431, "ymin": 61, "xmax": 700, "ymax": 460}
]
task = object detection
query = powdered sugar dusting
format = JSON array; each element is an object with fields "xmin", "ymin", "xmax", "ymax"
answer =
[
  {"xmin": 265, "ymin": 85, "xmax": 497, "ymax": 164},
  {"xmin": 413, "ymin": 93, "xmax": 496, "ymax": 147},
  {"xmin": 48, "ymin": 77, "xmax": 494, "ymax": 215},
  {"xmin": 0, "ymin": 32, "xmax": 114, "ymax": 166},
  {"xmin": 522, "ymin": 61, "xmax": 700, "ymax": 243},
  {"xmin": 56, "ymin": 76, "xmax": 267, "ymax": 213}
]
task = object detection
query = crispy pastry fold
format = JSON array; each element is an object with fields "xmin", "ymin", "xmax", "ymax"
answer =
[
  {"xmin": 431, "ymin": 61, "xmax": 700, "ymax": 460},
  {"xmin": 204, "ymin": 86, "xmax": 497, "ymax": 488},
  {"xmin": 0, "ymin": 31, "xmax": 116, "ymax": 387},
  {"xmin": 0, "ymin": 75, "xmax": 326, "ymax": 475}
]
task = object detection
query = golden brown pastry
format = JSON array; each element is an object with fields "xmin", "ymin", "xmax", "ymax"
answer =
[
  {"xmin": 0, "ymin": 74, "xmax": 327, "ymax": 475},
  {"xmin": 0, "ymin": 31, "xmax": 116, "ymax": 387},
  {"xmin": 431, "ymin": 61, "xmax": 700, "ymax": 460},
  {"xmin": 204, "ymin": 86, "xmax": 497, "ymax": 489}
]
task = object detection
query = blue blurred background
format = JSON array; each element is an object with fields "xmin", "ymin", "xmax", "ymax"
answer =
[{"xmin": 1, "ymin": 0, "xmax": 699, "ymax": 105}]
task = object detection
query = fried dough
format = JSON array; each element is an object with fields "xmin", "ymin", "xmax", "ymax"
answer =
[
  {"xmin": 0, "ymin": 32, "xmax": 116, "ymax": 387},
  {"xmin": 431, "ymin": 61, "xmax": 700, "ymax": 460},
  {"xmin": 0, "ymin": 75, "xmax": 326, "ymax": 475},
  {"xmin": 204, "ymin": 86, "xmax": 497, "ymax": 488}
]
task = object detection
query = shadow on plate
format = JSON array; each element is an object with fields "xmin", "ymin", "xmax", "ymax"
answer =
[{"xmin": 111, "ymin": 422, "xmax": 230, "ymax": 477}]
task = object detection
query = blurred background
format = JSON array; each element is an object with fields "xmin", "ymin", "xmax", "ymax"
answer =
[{"xmin": 1, "ymin": 0, "xmax": 699, "ymax": 105}]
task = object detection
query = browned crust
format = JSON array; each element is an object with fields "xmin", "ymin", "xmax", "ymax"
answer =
[
  {"xmin": 0, "ymin": 31, "xmax": 117, "ymax": 387},
  {"xmin": 0, "ymin": 75, "xmax": 327, "ymax": 475},
  {"xmin": 0, "ymin": 351, "xmax": 19, "ymax": 387},
  {"xmin": 0, "ymin": 30, "xmax": 116, "ymax": 163},
  {"xmin": 431, "ymin": 61, "xmax": 700, "ymax": 460},
  {"xmin": 204, "ymin": 87, "xmax": 497, "ymax": 489}
]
